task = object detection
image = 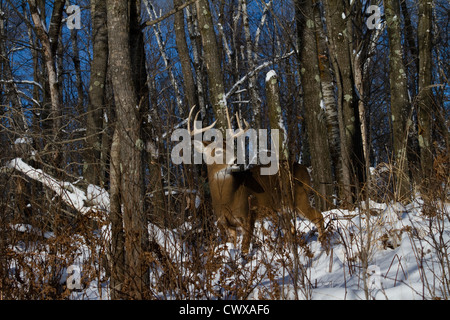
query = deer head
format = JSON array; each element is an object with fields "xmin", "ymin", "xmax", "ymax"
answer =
[{"xmin": 188, "ymin": 105, "xmax": 249, "ymax": 168}]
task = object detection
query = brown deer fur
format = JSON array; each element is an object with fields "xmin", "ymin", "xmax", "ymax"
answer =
[{"xmin": 188, "ymin": 106, "xmax": 325, "ymax": 253}]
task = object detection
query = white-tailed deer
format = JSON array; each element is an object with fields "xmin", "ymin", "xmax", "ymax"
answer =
[{"xmin": 188, "ymin": 106, "xmax": 324, "ymax": 253}]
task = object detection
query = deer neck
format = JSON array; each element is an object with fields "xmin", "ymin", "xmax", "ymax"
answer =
[{"xmin": 207, "ymin": 164, "xmax": 240, "ymax": 204}]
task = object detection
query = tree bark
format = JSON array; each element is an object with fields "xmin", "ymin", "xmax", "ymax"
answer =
[
  {"xmin": 384, "ymin": 0, "xmax": 411, "ymax": 202},
  {"xmin": 296, "ymin": 0, "xmax": 334, "ymax": 211},
  {"xmin": 108, "ymin": 129, "xmax": 125, "ymax": 299},
  {"xmin": 242, "ymin": 0, "xmax": 262, "ymax": 128},
  {"xmin": 134, "ymin": 0, "xmax": 166, "ymax": 227},
  {"xmin": 314, "ymin": 6, "xmax": 341, "ymax": 197},
  {"xmin": 400, "ymin": 0, "xmax": 418, "ymax": 98},
  {"xmin": 28, "ymin": 0, "xmax": 64, "ymax": 167},
  {"xmin": 174, "ymin": 0, "xmax": 198, "ymax": 112},
  {"xmin": 324, "ymin": 0, "xmax": 364, "ymax": 206},
  {"xmin": 107, "ymin": 0, "xmax": 148, "ymax": 299},
  {"xmin": 185, "ymin": 4, "xmax": 207, "ymax": 114},
  {"xmin": 266, "ymin": 71, "xmax": 288, "ymax": 161},
  {"xmin": 417, "ymin": 0, "xmax": 434, "ymax": 185},
  {"xmin": 196, "ymin": 0, "xmax": 229, "ymax": 131},
  {"xmin": 85, "ymin": 0, "xmax": 108, "ymax": 186}
]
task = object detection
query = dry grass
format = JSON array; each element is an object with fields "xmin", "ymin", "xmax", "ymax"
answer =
[{"xmin": 0, "ymin": 149, "xmax": 448, "ymax": 299}]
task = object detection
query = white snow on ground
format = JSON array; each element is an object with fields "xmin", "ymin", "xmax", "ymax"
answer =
[
  {"xmin": 289, "ymin": 199, "xmax": 449, "ymax": 300},
  {"xmin": 69, "ymin": 197, "xmax": 449, "ymax": 300},
  {"xmin": 6, "ymin": 196, "xmax": 450, "ymax": 300},
  {"xmin": 3, "ymin": 158, "xmax": 449, "ymax": 300}
]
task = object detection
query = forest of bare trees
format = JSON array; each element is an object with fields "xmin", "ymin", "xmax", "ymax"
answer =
[{"xmin": 0, "ymin": 0, "xmax": 448, "ymax": 300}]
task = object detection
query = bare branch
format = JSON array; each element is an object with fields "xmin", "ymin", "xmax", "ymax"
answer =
[{"xmin": 143, "ymin": 0, "xmax": 197, "ymax": 28}]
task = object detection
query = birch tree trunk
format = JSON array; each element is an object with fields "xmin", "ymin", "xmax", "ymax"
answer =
[
  {"xmin": 324, "ymin": 0, "xmax": 363, "ymax": 206},
  {"xmin": 323, "ymin": 0, "xmax": 353, "ymax": 206},
  {"xmin": 296, "ymin": 0, "xmax": 334, "ymax": 211},
  {"xmin": 28, "ymin": 0, "xmax": 64, "ymax": 169},
  {"xmin": 144, "ymin": 0, "xmax": 183, "ymax": 114},
  {"xmin": 314, "ymin": 6, "xmax": 341, "ymax": 195}
]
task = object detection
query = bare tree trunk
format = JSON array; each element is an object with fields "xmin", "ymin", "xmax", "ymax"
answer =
[
  {"xmin": 70, "ymin": 30, "xmax": 83, "ymax": 116},
  {"xmin": 384, "ymin": 0, "xmax": 411, "ymax": 202},
  {"xmin": 174, "ymin": 0, "xmax": 198, "ymax": 112},
  {"xmin": 353, "ymin": 51, "xmax": 372, "ymax": 197},
  {"xmin": 133, "ymin": 0, "xmax": 166, "ymax": 228},
  {"xmin": 351, "ymin": 1, "xmax": 371, "ymax": 197},
  {"xmin": 314, "ymin": 7, "xmax": 341, "ymax": 196},
  {"xmin": 28, "ymin": 0, "xmax": 64, "ymax": 168},
  {"xmin": 242, "ymin": 0, "xmax": 262, "ymax": 128},
  {"xmin": 417, "ymin": 0, "xmax": 434, "ymax": 186},
  {"xmin": 109, "ymin": 129, "xmax": 125, "ymax": 299},
  {"xmin": 86, "ymin": 0, "xmax": 108, "ymax": 186},
  {"xmin": 323, "ymin": 0, "xmax": 354, "ymax": 206},
  {"xmin": 296, "ymin": 0, "xmax": 334, "ymax": 211},
  {"xmin": 144, "ymin": 0, "xmax": 183, "ymax": 114},
  {"xmin": 185, "ymin": 4, "xmax": 206, "ymax": 115},
  {"xmin": 400, "ymin": 0, "xmax": 418, "ymax": 98},
  {"xmin": 107, "ymin": 0, "xmax": 148, "ymax": 299},
  {"xmin": 324, "ymin": 0, "xmax": 366, "ymax": 207},
  {"xmin": 196, "ymin": 0, "xmax": 229, "ymax": 130},
  {"xmin": 266, "ymin": 71, "xmax": 288, "ymax": 161}
]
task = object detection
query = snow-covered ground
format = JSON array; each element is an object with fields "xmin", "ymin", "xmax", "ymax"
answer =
[
  {"xmin": 197, "ymin": 197, "xmax": 449, "ymax": 300},
  {"xmin": 69, "ymin": 197, "xmax": 449, "ymax": 300},
  {"xmin": 6, "ymin": 194, "xmax": 449, "ymax": 300},
  {"xmin": 279, "ymin": 198, "xmax": 450, "ymax": 300}
]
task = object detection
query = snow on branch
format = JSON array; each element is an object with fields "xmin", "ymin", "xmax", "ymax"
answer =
[
  {"xmin": 5, "ymin": 158, "xmax": 109, "ymax": 219},
  {"xmin": 225, "ymin": 50, "xmax": 294, "ymax": 100},
  {"xmin": 0, "ymin": 79, "xmax": 44, "ymax": 91}
]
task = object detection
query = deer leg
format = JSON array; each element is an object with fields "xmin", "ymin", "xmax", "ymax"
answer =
[
  {"xmin": 217, "ymin": 216, "xmax": 229, "ymax": 243},
  {"xmin": 218, "ymin": 224, "xmax": 238, "ymax": 248},
  {"xmin": 295, "ymin": 188, "xmax": 325, "ymax": 241},
  {"xmin": 296, "ymin": 207, "xmax": 325, "ymax": 241},
  {"xmin": 241, "ymin": 205, "xmax": 256, "ymax": 254},
  {"xmin": 309, "ymin": 208, "xmax": 325, "ymax": 241}
]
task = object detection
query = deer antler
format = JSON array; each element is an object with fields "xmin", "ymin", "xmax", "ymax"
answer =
[
  {"xmin": 188, "ymin": 105, "xmax": 217, "ymax": 136},
  {"xmin": 188, "ymin": 105, "xmax": 249, "ymax": 139},
  {"xmin": 228, "ymin": 111, "xmax": 250, "ymax": 139}
]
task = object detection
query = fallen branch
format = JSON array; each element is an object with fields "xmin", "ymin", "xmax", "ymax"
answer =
[{"xmin": 4, "ymin": 158, "xmax": 109, "ymax": 219}]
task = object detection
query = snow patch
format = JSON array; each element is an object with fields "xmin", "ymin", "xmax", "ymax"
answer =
[{"xmin": 265, "ymin": 70, "xmax": 277, "ymax": 82}]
